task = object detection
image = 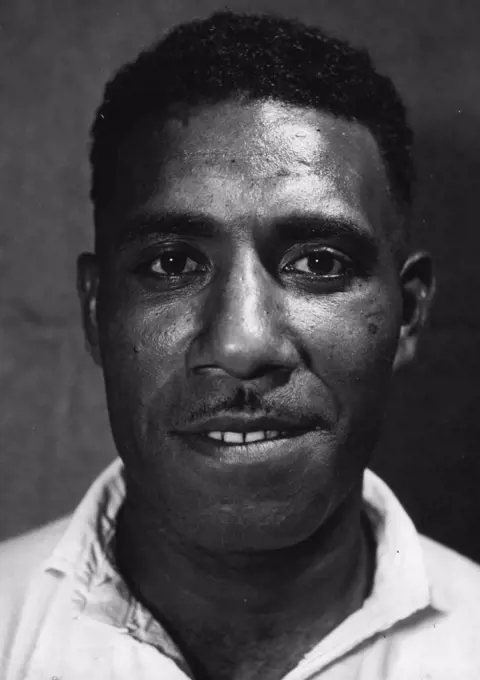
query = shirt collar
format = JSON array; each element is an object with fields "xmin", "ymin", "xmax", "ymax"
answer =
[
  {"xmin": 292, "ymin": 471, "xmax": 448, "ymax": 676},
  {"xmin": 43, "ymin": 459, "xmax": 447, "ymax": 666},
  {"xmin": 46, "ymin": 458, "xmax": 184, "ymax": 663}
]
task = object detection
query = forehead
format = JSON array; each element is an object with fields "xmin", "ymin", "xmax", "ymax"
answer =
[{"xmin": 111, "ymin": 100, "xmax": 393, "ymax": 236}]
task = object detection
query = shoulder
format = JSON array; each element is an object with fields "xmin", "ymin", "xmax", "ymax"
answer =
[
  {"xmin": 419, "ymin": 533, "xmax": 480, "ymax": 606},
  {"xmin": 0, "ymin": 518, "xmax": 70, "ymax": 640},
  {"xmin": 390, "ymin": 535, "xmax": 480, "ymax": 678},
  {"xmin": 0, "ymin": 517, "xmax": 70, "ymax": 584}
]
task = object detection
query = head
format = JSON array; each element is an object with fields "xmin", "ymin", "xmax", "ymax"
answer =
[{"xmin": 78, "ymin": 11, "xmax": 434, "ymax": 552}]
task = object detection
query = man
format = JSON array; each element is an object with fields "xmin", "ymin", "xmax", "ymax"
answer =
[{"xmin": 1, "ymin": 9, "xmax": 479, "ymax": 680}]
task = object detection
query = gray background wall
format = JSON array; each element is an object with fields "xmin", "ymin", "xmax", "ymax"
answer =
[{"xmin": 1, "ymin": 0, "xmax": 479, "ymax": 561}]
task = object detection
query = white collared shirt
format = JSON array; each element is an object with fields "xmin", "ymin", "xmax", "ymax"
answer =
[{"xmin": 1, "ymin": 459, "xmax": 480, "ymax": 679}]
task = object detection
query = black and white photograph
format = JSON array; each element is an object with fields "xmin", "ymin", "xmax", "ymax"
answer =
[{"xmin": 1, "ymin": 2, "xmax": 479, "ymax": 678}]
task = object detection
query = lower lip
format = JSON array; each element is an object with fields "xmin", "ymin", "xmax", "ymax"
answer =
[{"xmin": 174, "ymin": 429, "xmax": 316, "ymax": 465}]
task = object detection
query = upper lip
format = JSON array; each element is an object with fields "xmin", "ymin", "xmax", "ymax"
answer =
[{"xmin": 176, "ymin": 413, "xmax": 316, "ymax": 435}]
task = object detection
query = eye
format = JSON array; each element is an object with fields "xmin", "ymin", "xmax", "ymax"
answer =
[
  {"xmin": 147, "ymin": 248, "xmax": 206, "ymax": 277},
  {"xmin": 285, "ymin": 249, "xmax": 352, "ymax": 279}
]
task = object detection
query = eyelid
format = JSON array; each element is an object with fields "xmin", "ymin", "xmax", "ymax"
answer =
[
  {"xmin": 284, "ymin": 245, "xmax": 353, "ymax": 266},
  {"xmin": 132, "ymin": 244, "xmax": 195, "ymax": 277},
  {"xmin": 281, "ymin": 246, "xmax": 356, "ymax": 285},
  {"xmin": 137, "ymin": 242, "xmax": 357, "ymax": 281},
  {"xmin": 141, "ymin": 243, "xmax": 206, "ymax": 265}
]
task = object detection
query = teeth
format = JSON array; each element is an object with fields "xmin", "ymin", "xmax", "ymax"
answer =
[
  {"xmin": 206, "ymin": 430, "xmax": 282, "ymax": 443},
  {"xmin": 206, "ymin": 431, "xmax": 226, "ymax": 441},
  {"xmin": 245, "ymin": 430, "xmax": 278, "ymax": 442}
]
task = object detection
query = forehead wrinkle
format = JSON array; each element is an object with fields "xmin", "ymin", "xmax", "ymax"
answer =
[
  {"xmin": 163, "ymin": 148, "xmax": 321, "ymax": 179},
  {"xmin": 157, "ymin": 147, "xmax": 360, "ymax": 198},
  {"xmin": 159, "ymin": 131, "xmax": 383, "ymax": 192},
  {"xmin": 162, "ymin": 102, "xmax": 382, "ymax": 170},
  {"xmin": 159, "ymin": 158, "xmax": 365, "ymax": 201},
  {"xmin": 160, "ymin": 114, "xmax": 336, "ymax": 177},
  {"xmin": 125, "ymin": 102, "xmax": 388, "ymax": 203},
  {"xmin": 145, "ymin": 170, "xmax": 373, "ymax": 235},
  {"xmin": 113, "ymin": 101, "xmax": 393, "ymax": 246}
]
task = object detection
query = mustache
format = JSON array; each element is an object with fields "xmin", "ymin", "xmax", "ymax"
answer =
[
  {"xmin": 189, "ymin": 386, "xmax": 265, "ymax": 418},
  {"xmin": 178, "ymin": 384, "xmax": 331, "ymax": 431}
]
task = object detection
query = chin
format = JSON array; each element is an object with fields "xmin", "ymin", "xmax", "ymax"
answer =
[{"xmin": 173, "ymin": 492, "xmax": 335, "ymax": 553}]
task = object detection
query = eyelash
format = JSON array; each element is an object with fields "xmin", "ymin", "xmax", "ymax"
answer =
[
  {"xmin": 138, "ymin": 246, "xmax": 354, "ymax": 284},
  {"xmin": 283, "ymin": 249, "xmax": 353, "ymax": 280}
]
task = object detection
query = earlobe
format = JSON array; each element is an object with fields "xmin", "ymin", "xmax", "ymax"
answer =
[
  {"xmin": 393, "ymin": 251, "xmax": 435, "ymax": 372},
  {"xmin": 77, "ymin": 253, "xmax": 102, "ymax": 367}
]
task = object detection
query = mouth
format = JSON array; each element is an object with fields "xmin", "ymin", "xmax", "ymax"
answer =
[
  {"xmin": 173, "ymin": 428, "xmax": 316, "ymax": 465},
  {"xmin": 202, "ymin": 429, "xmax": 308, "ymax": 444}
]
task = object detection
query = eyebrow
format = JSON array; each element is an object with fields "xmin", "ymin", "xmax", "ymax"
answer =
[
  {"xmin": 115, "ymin": 211, "xmax": 377, "ymax": 254},
  {"xmin": 115, "ymin": 214, "xmax": 220, "ymax": 252}
]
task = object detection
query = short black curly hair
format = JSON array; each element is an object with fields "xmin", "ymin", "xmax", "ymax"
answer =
[{"xmin": 90, "ymin": 10, "xmax": 414, "ymax": 235}]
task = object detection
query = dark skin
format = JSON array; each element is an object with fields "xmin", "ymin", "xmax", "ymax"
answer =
[{"xmin": 78, "ymin": 100, "xmax": 434, "ymax": 680}]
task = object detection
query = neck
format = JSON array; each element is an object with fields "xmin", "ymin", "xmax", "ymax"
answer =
[{"xmin": 115, "ymin": 485, "xmax": 373, "ymax": 647}]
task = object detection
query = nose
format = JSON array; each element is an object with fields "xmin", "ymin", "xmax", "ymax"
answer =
[{"xmin": 193, "ymin": 250, "xmax": 299, "ymax": 382}]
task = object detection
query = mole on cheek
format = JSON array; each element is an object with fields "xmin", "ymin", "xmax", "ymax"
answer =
[{"xmin": 366, "ymin": 309, "xmax": 386, "ymax": 336}]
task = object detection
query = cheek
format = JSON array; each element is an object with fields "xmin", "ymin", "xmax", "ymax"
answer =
[
  {"xmin": 302, "ymin": 292, "xmax": 402, "ymax": 389},
  {"xmin": 98, "ymin": 296, "xmax": 193, "ymax": 396}
]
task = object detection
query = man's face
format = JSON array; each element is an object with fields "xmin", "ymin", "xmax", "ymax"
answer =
[{"xmin": 79, "ymin": 100, "xmax": 424, "ymax": 552}]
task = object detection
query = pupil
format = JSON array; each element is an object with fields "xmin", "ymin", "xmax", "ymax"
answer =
[
  {"xmin": 161, "ymin": 252, "xmax": 187, "ymax": 275},
  {"xmin": 308, "ymin": 253, "xmax": 336, "ymax": 275}
]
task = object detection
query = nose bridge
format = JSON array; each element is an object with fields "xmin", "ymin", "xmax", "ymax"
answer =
[
  {"xmin": 208, "ymin": 247, "xmax": 294, "ymax": 379},
  {"xmin": 224, "ymin": 249, "xmax": 269, "ymax": 333}
]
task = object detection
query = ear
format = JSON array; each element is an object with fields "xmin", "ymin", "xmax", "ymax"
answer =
[
  {"xmin": 77, "ymin": 252, "xmax": 102, "ymax": 367},
  {"xmin": 393, "ymin": 251, "xmax": 435, "ymax": 372}
]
